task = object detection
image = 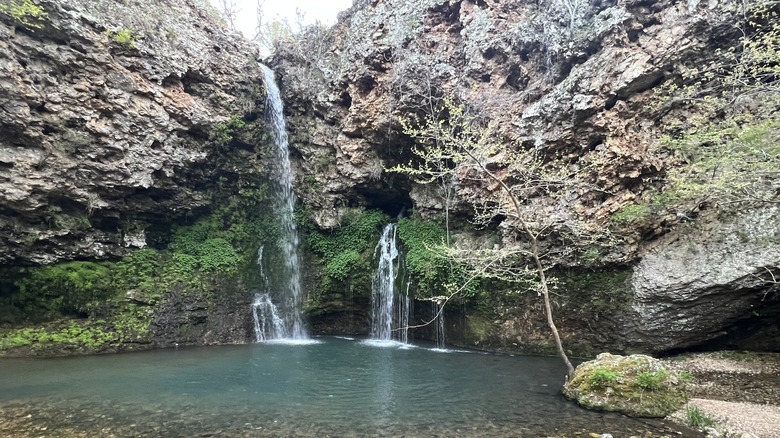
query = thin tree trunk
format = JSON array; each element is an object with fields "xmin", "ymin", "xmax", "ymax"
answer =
[{"xmin": 465, "ymin": 150, "xmax": 576, "ymax": 379}]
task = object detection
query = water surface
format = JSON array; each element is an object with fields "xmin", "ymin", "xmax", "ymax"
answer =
[{"xmin": 0, "ymin": 338, "xmax": 698, "ymax": 437}]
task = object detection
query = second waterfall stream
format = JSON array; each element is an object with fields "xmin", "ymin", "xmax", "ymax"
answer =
[{"xmin": 370, "ymin": 223, "xmax": 411, "ymax": 344}]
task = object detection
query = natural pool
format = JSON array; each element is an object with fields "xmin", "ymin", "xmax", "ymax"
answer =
[{"xmin": 0, "ymin": 337, "xmax": 699, "ymax": 437}]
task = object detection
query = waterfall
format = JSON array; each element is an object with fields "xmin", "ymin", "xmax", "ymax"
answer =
[
  {"xmin": 252, "ymin": 294, "xmax": 288, "ymax": 342},
  {"xmin": 254, "ymin": 65, "xmax": 307, "ymax": 340},
  {"xmin": 371, "ymin": 224, "xmax": 411, "ymax": 342},
  {"xmin": 432, "ymin": 301, "xmax": 445, "ymax": 349}
]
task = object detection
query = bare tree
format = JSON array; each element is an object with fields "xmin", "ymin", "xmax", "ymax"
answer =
[
  {"xmin": 388, "ymin": 99, "xmax": 611, "ymax": 380},
  {"xmin": 217, "ymin": 0, "xmax": 240, "ymax": 31}
]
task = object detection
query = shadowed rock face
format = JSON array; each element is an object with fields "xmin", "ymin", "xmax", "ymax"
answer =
[
  {"xmin": 624, "ymin": 206, "xmax": 780, "ymax": 353},
  {"xmin": 0, "ymin": 0, "xmax": 266, "ymax": 265}
]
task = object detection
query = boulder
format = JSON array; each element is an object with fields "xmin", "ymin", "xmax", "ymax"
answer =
[{"xmin": 563, "ymin": 353, "xmax": 688, "ymax": 418}]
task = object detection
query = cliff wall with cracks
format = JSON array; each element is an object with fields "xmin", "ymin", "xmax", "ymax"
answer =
[
  {"xmin": 273, "ymin": 0, "xmax": 780, "ymax": 354},
  {"xmin": 0, "ymin": 0, "xmax": 267, "ymax": 265},
  {"xmin": 0, "ymin": 0, "xmax": 272, "ymax": 353}
]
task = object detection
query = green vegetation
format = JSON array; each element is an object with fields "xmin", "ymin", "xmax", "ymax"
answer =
[
  {"xmin": 588, "ymin": 368, "xmax": 621, "ymax": 389},
  {"xmin": 396, "ymin": 216, "xmax": 479, "ymax": 299},
  {"xmin": 0, "ymin": 321, "xmax": 118, "ymax": 353},
  {"xmin": 678, "ymin": 370, "xmax": 694, "ymax": 384},
  {"xmin": 611, "ymin": 204, "xmax": 650, "ymax": 226},
  {"xmin": 564, "ymin": 353, "xmax": 688, "ymax": 417},
  {"xmin": 13, "ymin": 261, "xmax": 114, "ymax": 319},
  {"xmin": 0, "ymin": 0, "xmax": 47, "ymax": 29},
  {"xmin": 660, "ymin": 119, "xmax": 780, "ymax": 209},
  {"xmin": 636, "ymin": 369, "xmax": 668, "ymax": 391},
  {"xmin": 685, "ymin": 405, "xmax": 717, "ymax": 429},
  {"xmin": 391, "ymin": 98, "xmax": 604, "ymax": 378},
  {"xmin": 656, "ymin": 1, "xmax": 780, "ymax": 212},
  {"xmin": 304, "ymin": 208, "xmax": 387, "ymax": 296},
  {"xmin": 0, "ymin": 173, "xmax": 280, "ymax": 355},
  {"xmin": 110, "ymin": 28, "xmax": 136, "ymax": 49},
  {"xmin": 212, "ymin": 115, "xmax": 248, "ymax": 147}
]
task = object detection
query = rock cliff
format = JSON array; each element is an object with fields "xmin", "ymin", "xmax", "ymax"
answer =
[
  {"xmin": 272, "ymin": 0, "xmax": 780, "ymax": 353},
  {"xmin": 0, "ymin": 0, "xmax": 266, "ymax": 265},
  {"xmin": 1, "ymin": 0, "xmax": 777, "ymax": 356},
  {"xmin": 0, "ymin": 0, "xmax": 271, "ymax": 352}
]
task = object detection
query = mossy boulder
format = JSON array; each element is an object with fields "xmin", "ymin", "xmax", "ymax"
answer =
[{"xmin": 563, "ymin": 353, "xmax": 688, "ymax": 418}]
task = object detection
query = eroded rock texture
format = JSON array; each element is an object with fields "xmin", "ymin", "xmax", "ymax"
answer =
[
  {"xmin": 0, "ymin": 0, "xmax": 266, "ymax": 264},
  {"xmin": 273, "ymin": 0, "xmax": 779, "ymax": 352}
]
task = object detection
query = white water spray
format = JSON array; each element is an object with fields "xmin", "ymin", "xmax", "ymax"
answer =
[
  {"xmin": 252, "ymin": 294, "xmax": 288, "ymax": 342},
  {"xmin": 371, "ymin": 224, "xmax": 411, "ymax": 342},
  {"xmin": 254, "ymin": 65, "xmax": 307, "ymax": 340}
]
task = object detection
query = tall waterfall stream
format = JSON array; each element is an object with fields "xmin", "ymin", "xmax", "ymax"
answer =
[{"xmin": 253, "ymin": 65, "xmax": 307, "ymax": 341}]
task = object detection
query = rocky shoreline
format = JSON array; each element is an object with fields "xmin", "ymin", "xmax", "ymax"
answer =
[{"xmin": 666, "ymin": 352, "xmax": 780, "ymax": 438}]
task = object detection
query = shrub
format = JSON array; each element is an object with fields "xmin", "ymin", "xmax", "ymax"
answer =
[
  {"xmin": 112, "ymin": 28, "xmax": 136, "ymax": 48},
  {"xmin": 15, "ymin": 262, "xmax": 115, "ymax": 317},
  {"xmin": 211, "ymin": 115, "xmax": 247, "ymax": 146},
  {"xmin": 686, "ymin": 405, "xmax": 716, "ymax": 429}
]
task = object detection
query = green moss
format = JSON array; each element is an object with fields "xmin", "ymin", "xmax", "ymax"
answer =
[
  {"xmin": 589, "ymin": 368, "xmax": 622, "ymax": 388},
  {"xmin": 465, "ymin": 314, "xmax": 491, "ymax": 343},
  {"xmin": 13, "ymin": 261, "xmax": 115, "ymax": 319},
  {"xmin": 397, "ymin": 216, "xmax": 479, "ymax": 299},
  {"xmin": 611, "ymin": 204, "xmax": 650, "ymax": 226},
  {"xmin": 0, "ymin": 321, "xmax": 118, "ymax": 353},
  {"xmin": 112, "ymin": 304, "xmax": 152, "ymax": 341},
  {"xmin": 564, "ymin": 353, "xmax": 689, "ymax": 418},
  {"xmin": 303, "ymin": 208, "xmax": 388, "ymax": 299},
  {"xmin": 0, "ymin": 0, "xmax": 47, "ymax": 28},
  {"xmin": 323, "ymin": 250, "xmax": 362, "ymax": 281}
]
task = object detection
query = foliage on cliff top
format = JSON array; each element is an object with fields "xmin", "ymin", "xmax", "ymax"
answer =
[{"xmin": 655, "ymin": 0, "xmax": 780, "ymax": 213}]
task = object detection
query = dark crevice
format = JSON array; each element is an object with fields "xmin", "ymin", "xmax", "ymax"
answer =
[{"xmin": 338, "ymin": 91, "xmax": 353, "ymax": 108}]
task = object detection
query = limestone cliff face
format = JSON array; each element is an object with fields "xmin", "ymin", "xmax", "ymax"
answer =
[
  {"xmin": 0, "ymin": 0, "xmax": 266, "ymax": 265},
  {"xmin": 274, "ymin": 0, "xmax": 780, "ymax": 353}
]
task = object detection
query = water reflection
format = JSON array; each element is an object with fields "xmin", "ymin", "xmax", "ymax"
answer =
[{"xmin": 0, "ymin": 338, "xmax": 701, "ymax": 437}]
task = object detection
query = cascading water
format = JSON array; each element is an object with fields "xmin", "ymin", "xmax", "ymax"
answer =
[
  {"xmin": 254, "ymin": 65, "xmax": 307, "ymax": 340},
  {"xmin": 432, "ymin": 301, "xmax": 445, "ymax": 349},
  {"xmin": 252, "ymin": 294, "xmax": 288, "ymax": 341},
  {"xmin": 371, "ymin": 224, "xmax": 411, "ymax": 342}
]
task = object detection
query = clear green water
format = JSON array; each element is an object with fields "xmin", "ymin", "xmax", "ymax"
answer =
[{"xmin": 0, "ymin": 338, "xmax": 696, "ymax": 437}]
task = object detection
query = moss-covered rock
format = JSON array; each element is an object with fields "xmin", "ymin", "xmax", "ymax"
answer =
[{"xmin": 563, "ymin": 353, "xmax": 688, "ymax": 418}]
